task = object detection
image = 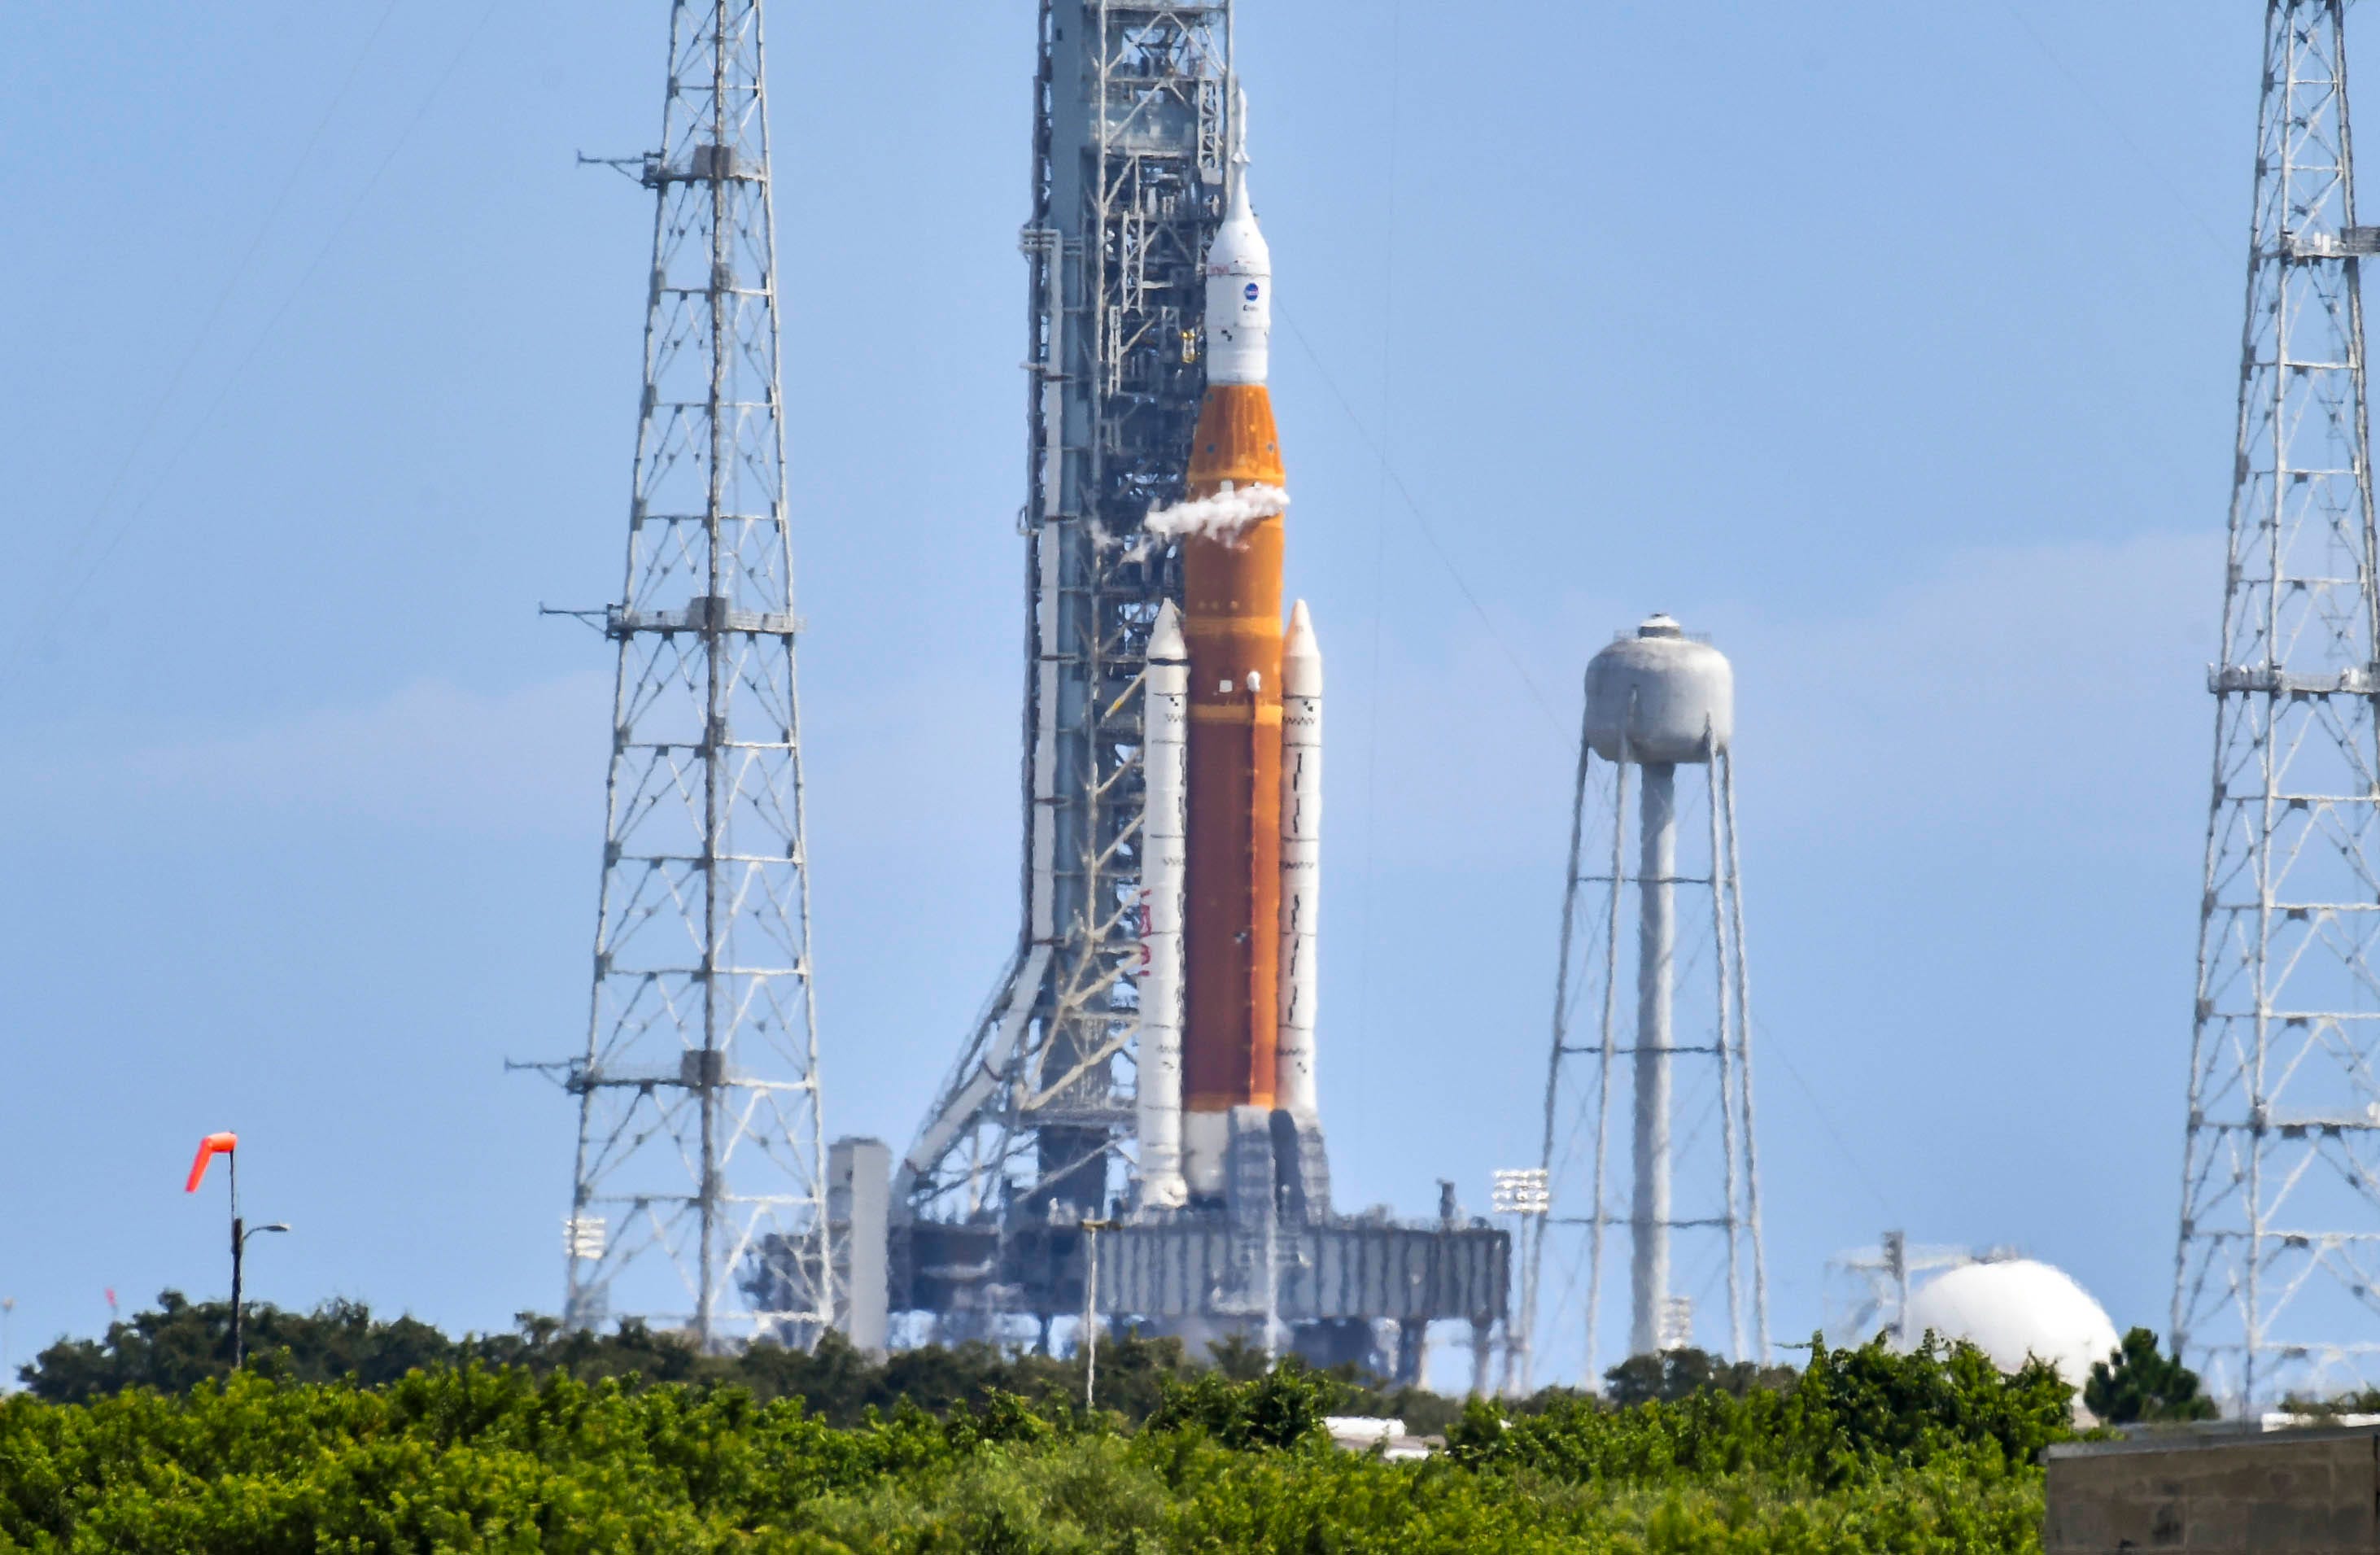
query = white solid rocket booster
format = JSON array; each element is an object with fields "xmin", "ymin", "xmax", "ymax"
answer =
[
  {"xmin": 1136, "ymin": 601, "xmax": 1191, "ymax": 1209},
  {"xmin": 1276, "ymin": 599, "xmax": 1321, "ymax": 1121}
]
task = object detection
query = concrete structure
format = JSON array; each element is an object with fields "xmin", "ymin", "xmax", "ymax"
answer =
[
  {"xmin": 1520, "ymin": 616, "xmax": 1766, "ymax": 1391},
  {"xmin": 2046, "ymin": 1426, "xmax": 2380, "ymax": 1553},
  {"xmin": 2174, "ymin": 0, "xmax": 2380, "ymax": 1406},
  {"xmin": 531, "ymin": 0, "xmax": 832, "ymax": 1348},
  {"xmin": 829, "ymin": 1139, "xmax": 891, "ymax": 1358}
]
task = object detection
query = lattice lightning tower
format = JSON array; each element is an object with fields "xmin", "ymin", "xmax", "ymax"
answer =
[
  {"xmin": 554, "ymin": 0, "xmax": 830, "ymax": 1348},
  {"xmin": 2175, "ymin": 0, "xmax": 2380, "ymax": 1407}
]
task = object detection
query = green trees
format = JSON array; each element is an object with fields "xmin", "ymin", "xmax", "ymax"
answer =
[
  {"xmin": 0, "ymin": 1329, "xmax": 2081, "ymax": 1552},
  {"xmin": 1600, "ymin": 1345, "xmax": 1800, "ymax": 1406},
  {"xmin": 1142, "ymin": 1356, "xmax": 1339, "ymax": 1448},
  {"xmin": 1446, "ymin": 1333, "xmax": 2073, "ymax": 1489},
  {"xmin": 21, "ymin": 1291, "xmax": 469, "ymax": 1400},
  {"xmin": 19, "ymin": 1293, "xmax": 1208, "ymax": 1424},
  {"xmin": 2082, "ymin": 1327, "xmax": 2219, "ymax": 1424}
]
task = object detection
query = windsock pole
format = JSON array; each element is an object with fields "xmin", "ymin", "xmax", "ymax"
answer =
[{"xmin": 184, "ymin": 1132, "xmax": 244, "ymax": 1365}]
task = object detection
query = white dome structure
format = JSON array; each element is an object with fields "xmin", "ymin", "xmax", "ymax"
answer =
[{"xmin": 1900, "ymin": 1259, "xmax": 2121, "ymax": 1391}]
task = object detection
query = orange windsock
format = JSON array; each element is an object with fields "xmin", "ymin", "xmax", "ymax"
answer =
[{"xmin": 184, "ymin": 1132, "xmax": 238, "ymax": 1193}]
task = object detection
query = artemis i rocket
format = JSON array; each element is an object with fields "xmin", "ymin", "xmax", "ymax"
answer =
[{"xmin": 1136, "ymin": 131, "xmax": 1323, "ymax": 1211}]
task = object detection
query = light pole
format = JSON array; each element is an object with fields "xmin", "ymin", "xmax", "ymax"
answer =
[
  {"xmin": 1, "ymin": 1297, "xmax": 14, "ymax": 1391},
  {"xmin": 234, "ymin": 1221, "xmax": 292, "ymax": 1369},
  {"xmin": 1080, "ymin": 1217, "xmax": 1119, "ymax": 1411},
  {"xmin": 1492, "ymin": 1167, "xmax": 1551, "ymax": 1396}
]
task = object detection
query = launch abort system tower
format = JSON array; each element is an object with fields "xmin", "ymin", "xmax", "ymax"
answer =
[
  {"xmin": 892, "ymin": 2, "xmax": 1506, "ymax": 1377},
  {"xmin": 2173, "ymin": 0, "xmax": 2380, "ymax": 1408}
]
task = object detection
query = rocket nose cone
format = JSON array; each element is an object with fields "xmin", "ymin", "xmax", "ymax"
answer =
[
  {"xmin": 1149, "ymin": 599, "xmax": 1188, "ymax": 661},
  {"xmin": 1282, "ymin": 600, "xmax": 1321, "ymax": 695},
  {"xmin": 1284, "ymin": 598, "xmax": 1316, "ymax": 652}
]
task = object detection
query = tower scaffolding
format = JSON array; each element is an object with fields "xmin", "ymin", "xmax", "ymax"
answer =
[
  {"xmin": 896, "ymin": 2, "xmax": 1233, "ymax": 1287},
  {"xmin": 2173, "ymin": 0, "xmax": 2380, "ymax": 1409},
  {"xmin": 542, "ymin": 0, "xmax": 831, "ymax": 1349}
]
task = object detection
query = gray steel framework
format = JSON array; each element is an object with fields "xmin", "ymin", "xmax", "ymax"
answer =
[
  {"xmin": 897, "ymin": 3, "xmax": 1233, "ymax": 1287},
  {"xmin": 2174, "ymin": 0, "xmax": 2380, "ymax": 1408},
  {"xmin": 1520, "ymin": 713, "xmax": 1766, "ymax": 1392},
  {"xmin": 551, "ymin": 0, "xmax": 830, "ymax": 1348}
]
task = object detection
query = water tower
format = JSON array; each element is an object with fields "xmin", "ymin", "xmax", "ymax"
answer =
[{"xmin": 1515, "ymin": 614, "xmax": 1767, "ymax": 1388}]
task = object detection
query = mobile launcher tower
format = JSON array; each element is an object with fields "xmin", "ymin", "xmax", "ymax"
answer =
[{"xmin": 889, "ymin": 3, "xmax": 1506, "ymax": 1382}]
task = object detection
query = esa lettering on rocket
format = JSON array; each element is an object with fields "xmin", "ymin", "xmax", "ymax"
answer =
[{"xmin": 1134, "ymin": 149, "xmax": 1321, "ymax": 1209}]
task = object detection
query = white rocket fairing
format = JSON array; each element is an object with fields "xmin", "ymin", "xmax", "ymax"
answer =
[
  {"xmin": 1137, "ymin": 601, "xmax": 1191, "ymax": 1210},
  {"xmin": 1276, "ymin": 600, "xmax": 1321, "ymax": 1121},
  {"xmin": 1203, "ymin": 167, "xmax": 1270, "ymax": 387}
]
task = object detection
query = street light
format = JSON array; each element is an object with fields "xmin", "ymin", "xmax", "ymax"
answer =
[
  {"xmin": 233, "ymin": 1221, "xmax": 292, "ymax": 1369},
  {"xmin": 1079, "ymin": 1217, "xmax": 1120, "ymax": 1411}
]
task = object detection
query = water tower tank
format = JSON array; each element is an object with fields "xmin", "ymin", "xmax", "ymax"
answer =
[{"xmin": 1583, "ymin": 614, "xmax": 1734, "ymax": 764}]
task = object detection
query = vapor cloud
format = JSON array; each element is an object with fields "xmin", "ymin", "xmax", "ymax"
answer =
[{"xmin": 1144, "ymin": 483, "xmax": 1291, "ymax": 541}]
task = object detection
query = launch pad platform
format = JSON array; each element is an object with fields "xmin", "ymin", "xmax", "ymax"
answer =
[{"xmin": 888, "ymin": 1109, "xmax": 1508, "ymax": 1383}]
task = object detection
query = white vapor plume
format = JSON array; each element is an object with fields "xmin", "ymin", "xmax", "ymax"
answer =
[{"xmin": 1144, "ymin": 483, "xmax": 1290, "ymax": 541}]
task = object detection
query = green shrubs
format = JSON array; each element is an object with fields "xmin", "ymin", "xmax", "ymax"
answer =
[
  {"xmin": 18, "ymin": 1294, "xmax": 1202, "ymax": 1426},
  {"xmin": 0, "ymin": 1334, "xmax": 2072, "ymax": 1553},
  {"xmin": 1448, "ymin": 1333, "xmax": 2072, "ymax": 1490},
  {"xmin": 1141, "ymin": 1355, "xmax": 1339, "ymax": 1449},
  {"xmin": 2085, "ymin": 1327, "xmax": 2220, "ymax": 1424}
]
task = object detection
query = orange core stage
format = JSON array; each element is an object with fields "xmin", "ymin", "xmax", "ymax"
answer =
[{"xmin": 1181, "ymin": 382, "xmax": 1289, "ymax": 1116}]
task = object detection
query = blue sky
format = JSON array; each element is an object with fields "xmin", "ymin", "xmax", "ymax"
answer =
[{"xmin": 0, "ymin": 1, "xmax": 2263, "ymax": 1386}]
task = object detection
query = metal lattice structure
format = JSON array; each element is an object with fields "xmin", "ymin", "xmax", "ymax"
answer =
[
  {"xmin": 1519, "ymin": 653, "xmax": 1767, "ymax": 1393},
  {"xmin": 897, "ymin": 3, "xmax": 1232, "ymax": 1291},
  {"xmin": 553, "ymin": 0, "xmax": 830, "ymax": 1348},
  {"xmin": 2173, "ymin": 0, "xmax": 2380, "ymax": 1408}
]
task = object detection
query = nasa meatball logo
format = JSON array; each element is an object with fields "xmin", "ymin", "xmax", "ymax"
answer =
[{"xmin": 1243, "ymin": 282, "xmax": 1260, "ymax": 301}]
